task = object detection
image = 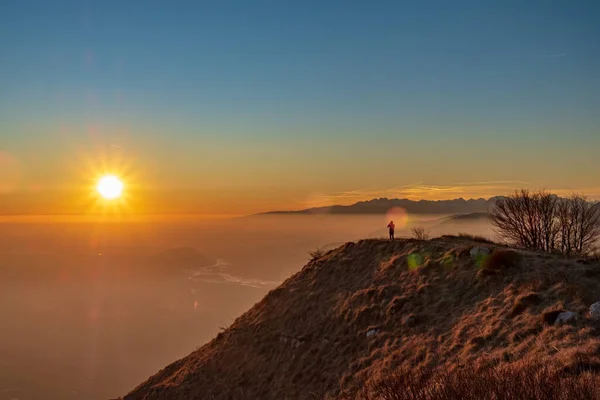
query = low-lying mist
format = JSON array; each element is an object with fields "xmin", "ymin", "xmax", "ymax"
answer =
[{"xmin": 0, "ymin": 213, "xmax": 494, "ymax": 399}]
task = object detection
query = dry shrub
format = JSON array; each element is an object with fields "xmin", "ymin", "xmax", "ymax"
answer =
[
  {"xmin": 411, "ymin": 227, "xmax": 430, "ymax": 241},
  {"xmin": 358, "ymin": 363, "xmax": 600, "ymax": 400},
  {"xmin": 480, "ymin": 249, "xmax": 522, "ymax": 275},
  {"xmin": 457, "ymin": 232, "xmax": 496, "ymax": 244},
  {"xmin": 308, "ymin": 248, "xmax": 326, "ymax": 261}
]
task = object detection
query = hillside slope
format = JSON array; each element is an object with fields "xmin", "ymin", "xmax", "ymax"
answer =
[{"xmin": 123, "ymin": 237, "xmax": 600, "ymax": 400}]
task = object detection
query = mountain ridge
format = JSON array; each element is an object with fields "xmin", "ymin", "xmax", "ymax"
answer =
[
  {"xmin": 261, "ymin": 197, "xmax": 503, "ymax": 215},
  {"xmin": 261, "ymin": 195, "xmax": 600, "ymax": 216}
]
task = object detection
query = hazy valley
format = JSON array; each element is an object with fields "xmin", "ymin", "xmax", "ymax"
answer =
[{"xmin": 0, "ymin": 212, "xmax": 493, "ymax": 399}]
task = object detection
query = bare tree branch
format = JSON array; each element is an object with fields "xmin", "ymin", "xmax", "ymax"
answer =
[{"xmin": 491, "ymin": 190, "xmax": 600, "ymax": 256}]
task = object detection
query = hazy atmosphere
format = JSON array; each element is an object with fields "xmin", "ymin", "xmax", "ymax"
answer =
[
  {"xmin": 1, "ymin": 1, "xmax": 599, "ymax": 399},
  {"xmin": 0, "ymin": 214, "xmax": 492, "ymax": 399}
]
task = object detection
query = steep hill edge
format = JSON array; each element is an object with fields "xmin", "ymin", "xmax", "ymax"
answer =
[{"xmin": 122, "ymin": 237, "xmax": 600, "ymax": 400}]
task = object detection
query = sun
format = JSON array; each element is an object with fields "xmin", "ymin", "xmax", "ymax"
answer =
[{"xmin": 96, "ymin": 175, "xmax": 124, "ymax": 200}]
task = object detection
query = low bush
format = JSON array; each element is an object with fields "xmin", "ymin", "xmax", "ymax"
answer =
[
  {"xmin": 457, "ymin": 232, "xmax": 496, "ymax": 244},
  {"xmin": 308, "ymin": 248, "xmax": 326, "ymax": 261},
  {"xmin": 480, "ymin": 249, "xmax": 522, "ymax": 275},
  {"xmin": 411, "ymin": 227, "xmax": 430, "ymax": 241}
]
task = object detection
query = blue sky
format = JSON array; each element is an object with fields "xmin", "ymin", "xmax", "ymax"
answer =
[{"xmin": 1, "ymin": 0, "xmax": 599, "ymax": 213}]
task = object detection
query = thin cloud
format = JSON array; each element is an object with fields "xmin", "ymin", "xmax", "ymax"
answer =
[
  {"xmin": 456, "ymin": 180, "xmax": 530, "ymax": 186},
  {"xmin": 553, "ymin": 187, "xmax": 600, "ymax": 201},
  {"xmin": 547, "ymin": 53, "xmax": 566, "ymax": 58}
]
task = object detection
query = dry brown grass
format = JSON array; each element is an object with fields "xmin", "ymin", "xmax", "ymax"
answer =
[
  {"xmin": 356, "ymin": 362, "xmax": 600, "ymax": 400},
  {"xmin": 510, "ymin": 292, "xmax": 542, "ymax": 317},
  {"xmin": 124, "ymin": 238, "xmax": 600, "ymax": 400}
]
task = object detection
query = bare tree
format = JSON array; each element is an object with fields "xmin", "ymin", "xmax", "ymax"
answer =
[
  {"xmin": 538, "ymin": 192, "xmax": 560, "ymax": 252},
  {"xmin": 491, "ymin": 190, "xmax": 600, "ymax": 256},
  {"xmin": 490, "ymin": 190, "xmax": 558, "ymax": 252},
  {"xmin": 558, "ymin": 195, "xmax": 600, "ymax": 256}
]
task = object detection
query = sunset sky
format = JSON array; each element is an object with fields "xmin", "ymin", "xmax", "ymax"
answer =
[{"xmin": 1, "ymin": 1, "xmax": 599, "ymax": 215}]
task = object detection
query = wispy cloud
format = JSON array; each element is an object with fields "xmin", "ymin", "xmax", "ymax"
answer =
[{"xmin": 547, "ymin": 53, "xmax": 566, "ymax": 58}]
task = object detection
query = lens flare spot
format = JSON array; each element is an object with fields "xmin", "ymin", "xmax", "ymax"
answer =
[
  {"xmin": 385, "ymin": 207, "xmax": 408, "ymax": 230},
  {"xmin": 407, "ymin": 253, "xmax": 425, "ymax": 270},
  {"xmin": 441, "ymin": 254, "xmax": 456, "ymax": 270},
  {"xmin": 475, "ymin": 253, "xmax": 490, "ymax": 268}
]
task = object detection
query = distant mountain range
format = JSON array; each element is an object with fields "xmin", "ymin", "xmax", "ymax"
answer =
[{"xmin": 262, "ymin": 197, "xmax": 503, "ymax": 215}]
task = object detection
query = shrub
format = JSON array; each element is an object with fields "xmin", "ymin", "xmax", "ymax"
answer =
[
  {"xmin": 480, "ymin": 249, "xmax": 522, "ymax": 275},
  {"xmin": 457, "ymin": 232, "xmax": 496, "ymax": 244},
  {"xmin": 411, "ymin": 227, "xmax": 430, "ymax": 240},
  {"xmin": 308, "ymin": 248, "xmax": 326, "ymax": 261}
]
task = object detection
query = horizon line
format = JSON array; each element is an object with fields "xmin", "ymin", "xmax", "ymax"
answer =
[{"xmin": 3, "ymin": 193, "xmax": 598, "ymax": 219}]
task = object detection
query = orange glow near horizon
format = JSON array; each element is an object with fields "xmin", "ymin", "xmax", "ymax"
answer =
[{"xmin": 3, "ymin": 140, "xmax": 600, "ymax": 217}]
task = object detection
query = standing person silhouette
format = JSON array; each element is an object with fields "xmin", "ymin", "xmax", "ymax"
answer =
[{"xmin": 387, "ymin": 220, "xmax": 395, "ymax": 240}]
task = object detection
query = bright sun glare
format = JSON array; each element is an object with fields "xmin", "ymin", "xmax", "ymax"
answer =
[{"xmin": 97, "ymin": 175, "xmax": 124, "ymax": 200}]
